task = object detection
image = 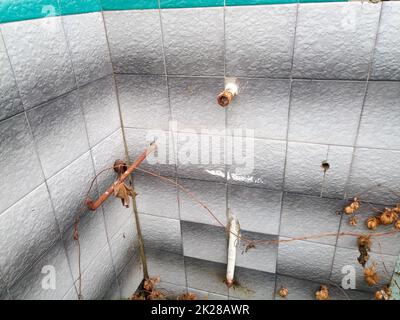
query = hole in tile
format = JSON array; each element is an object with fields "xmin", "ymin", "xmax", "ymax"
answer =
[{"xmin": 321, "ymin": 161, "xmax": 330, "ymax": 172}]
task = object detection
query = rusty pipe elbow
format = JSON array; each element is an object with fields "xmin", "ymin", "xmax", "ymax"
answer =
[
  {"xmin": 217, "ymin": 90, "xmax": 234, "ymax": 107},
  {"xmin": 217, "ymin": 78, "xmax": 238, "ymax": 108}
]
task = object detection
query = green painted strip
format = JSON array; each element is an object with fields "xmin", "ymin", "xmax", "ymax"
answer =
[
  {"xmin": 0, "ymin": 0, "xmax": 351, "ymax": 24},
  {"xmin": 100, "ymin": 0, "xmax": 159, "ymax": 10},
  {"xmin": 227, "ymin": 0, "xmax": 345, "ymax": 4},
  {"xmin": 59, "ymin": 0, "xmax": 102, "ymax": 15},
  {"xmin": 298, "ymin": 0, "xmax": 346, "ymax": 3},
  {"xmin": 160, "ymin": 0, "xmax": 224, "ymax": 9},
  {"xmin": 0, "ymin": 0, "xmax": 61, "ymax": 23}
]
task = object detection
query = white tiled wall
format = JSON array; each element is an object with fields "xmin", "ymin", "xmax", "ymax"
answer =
[
  {"xmin": 1, "ymin": 1, "xmax": 400, "ymax": 300},
  {"xmin": 0, "ymin": 12, "xmax": 142, "ymax": 300}
]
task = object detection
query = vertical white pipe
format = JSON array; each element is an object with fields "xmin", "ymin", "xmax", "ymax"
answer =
[{"xmin": 226, "ymin": 215, "xmax": 240, "ymax": 287}]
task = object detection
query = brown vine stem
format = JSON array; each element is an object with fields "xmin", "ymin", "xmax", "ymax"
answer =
[{"xmin": 73, "ymin": 163, "xmax": 127, "ymax": 299}]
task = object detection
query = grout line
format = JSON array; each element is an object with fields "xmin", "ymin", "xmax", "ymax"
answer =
[
  {"xmin": 158, "ymin": 0, "xmax": 189, "ymax": 293},
  {"xmin": 101, "ymin": 8, "xmax": 150, "ymax": 283},
  {"xmin": 111, "ymin": 71, "xmax": 400, "ymax": 82},
  {"xmin": 342, "ymin": 2, "xmax": 384, "ymax": 201},
  {"xmin": 329, "ymin": 2, "xmax": 385, "ymax": 281},
  {"xmin": 122, "ymin": 125, "xmax": 400, "ymax": 152},
  {"xmin": 272, "ymin": 1, "xmax": 300, "ymax": 298}
]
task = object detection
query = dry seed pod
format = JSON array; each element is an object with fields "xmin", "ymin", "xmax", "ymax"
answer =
[
  {"xmin": 375, "ymin": 286, "xmax": 392, "ymax": 301},
  {"xmin": 350, "ymin": 198, "xmax": 360, "ymax": 211},
  {"xmin": 379, "ymin": 208, "xmax": 396, "ymax": 225},
  {"xmin": 358, "ymin": 235, "xmax": 372, "ymax": 250},
  {"xmin": 278, "ymin": 287, "xmax": 289, "ymax": 298},
  {"xmin": 364, "ymin": 265, "xmax": 380, "ymax": 286},
  {"xmin": 344, "ymin": 198, "xmax": 360, "ymax": 215},
  {"xmin": 344, "ymin": 206, "xmax": 354, "ymax": 215},
  {"xmin": 315, "ymin": 285, "xmax": 329, "ymax": 301},
  {"xmin": 366, "ymin": 216, "xmax": 380, "ymax": 230},
  {"xmin": 349, "ymin": 216, "xmax": 358, "ymax": 226},
  {"xmin": 177, "ymin": 293, "xmax": 197, "ymax": 300}
]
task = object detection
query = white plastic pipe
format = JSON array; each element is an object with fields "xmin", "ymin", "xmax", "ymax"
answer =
[{"xmin": 226, "ymin": 215, "xmax": 240, "ymax": 287}]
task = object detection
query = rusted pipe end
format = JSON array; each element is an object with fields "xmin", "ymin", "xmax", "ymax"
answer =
[
  {"xmin": 86, "ymin": 198, "xmax": 96, "ymax": 211},
  {"xmin": 217, "ymin": 90, "xmax": 234, "ymax": 107}
]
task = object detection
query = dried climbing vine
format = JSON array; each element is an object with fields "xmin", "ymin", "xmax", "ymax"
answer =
[{"xmin": 72, "ymin": 161, "xmax": 400, "ymax": 300}]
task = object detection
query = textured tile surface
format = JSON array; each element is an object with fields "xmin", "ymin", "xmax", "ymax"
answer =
[
  {"xmin": 227, "ymin": 79, "xmax": 290, "ymax": 140},
  {"xmin": 331, "ymin": 247, "xmax": 397, "ymax": 292},
  {"xmin": 178, "ymin": 178, "xmax": 227, "ymax": 226},
  {"xmin": 139, "ymin": 213, "xmax": 182, "ymax": 254},
  {"xmin": 104, "ymin": 279, "xmax": 121, "ymax": 300},
  {"xmin": 65, "ymin": 245, "xmax": 116, "ymax": 300},
  {"xmin": 185, "ymin": 257, "xmax": 228, "ymax": 296},
  {"xmin": 0, "ymin": 34, "xmax": 23, "ymax": 121},
  {"xmin": 169, "ymin": 77, "xmax": 225, "ymax": 133},
  {"xmin": 27, "ymin": 90, "xmax": 89, "ymax": 178},
  {"xmin": 47, "ymin": 152, "xmax": 96, "ymax": 234},
  {"xmin": 346, "ymin": 148, "xmax": 400, "ymax": 205},
  {"xmin": 10, "ymin": 241, "xmax": 74, "ymax": 300},
  {"xmin": 118, "ymin": 253, "xmax": 143, "ymax": 299},
  {"xmin": 104, "ymin": 10, "xmax": 164, "ymax": 74},
  {"xmin": 280, "ymin": 193, "xmax": 341, "ymax": 245},
  {"xmin": 134, "ymin": 172, "xmax": 179, "ymax": 220},
  {"xmin": 225, "ymin": 4, "xmax": 297, "ymax": 78},
  {"xmin": 236, "ymin": 231, "xmax": 278, "ymax": 273},
  {"xmin": 109, "ymin": 215, "xmax": 138, "ymax": 275},
  {"xmin": 64, "ymin": 212, "xmax": 109, "ymax": 279},
  {"xmin": 275, "ymin": 275, "xmax": 322, "ymax": 300},
  {"xmin": 227, "ymin": 138, "xmax": 286, "ymax": 190},
  {"xmin": 182, "ymin": 221, "xmax": 226, "ymax": 264},
  {"xmin": 277, "ymin": 239, "xmax": 335, "ymax": 282},
  {"xmin": 125, "ymin": 128, "xmax": 176, "ymax": 177},
  {"xmin": 228, "ymin": 185, "xmax": 282, "ymax": 235},
  {"xmin": 146, "ymin": 248, "xmax": 186, "ymax": 287},
  {"xmin": 161, "ymin": 8, "xmax": 224, "ymax": 76},
  {"xmin": 229, "ymin": 267, "xmax": 275, "ymax": 300},
  {"xmin": 289, "ymin": 80, "xmax": 365, "ymax": 145},
  {"xmin": 0, "ymin": 113, "xmax": 44, "ymax": 213},
  {"xmin": 187, "ymin": 287, "xmax": 228, "ymax": 300},
  {"xmin": 371, "ymin": 2, "xmax": 400, "ymax": 80},
  {"xmin": 1, "ymin": 17, "xmax": 76, "ymax": 109},
  {"xmin": 116, "ymin": 74, "xmax": 170, "ymax": 130},
  {"xmin": 0, "ymin": 184, "xmax": 59, "ymax": 287},
  {"xmin": 79, "ymin": 76, "xmax": 120, "ymax": 147},
  {"xmin": 285, "ymin": 142, "xmax": 353, "ymax": 198},
  {"xmin": 357, "ymin": 82, "xmax": 400, "ymax": 150},
  {"xmin": 62, "ymin": 12, "xmax": 112, "ymax": 86},
  {"xmin": 177, "ymin": 131, "xmax": 226, "ymax": 182},
  {"xmin": 293, "ymin": 2, "xmax": 380, "ymax": 79}
]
